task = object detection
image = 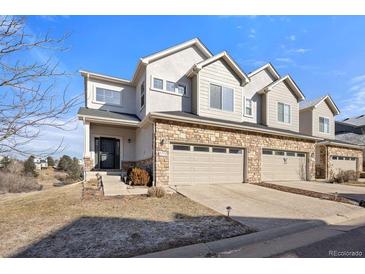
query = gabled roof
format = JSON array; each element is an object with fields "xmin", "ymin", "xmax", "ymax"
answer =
[
  {"xmin": 131, "ymin": 38, "xmax": 213, "ymax": 84},
  {"xmin": 80, "ymin": 70, "xmax": 132, "ymax": 86},
  {"xmin": 187, "ymin": 51, "xmax": 249, "ymax": 85},
  {"xmin": 340, "ymin": 114, "xmax": 365, "ymax": 127},
  {"xmin": 261, "ymin": 75, "xmax": 305, "ymax": 101},
  {"xmin": 300, "ymin": 95, "xmax": 340, "ymax": 115},
  {"xmin": 247, "ymin": 63, "xmax": 280, "ymax": 80}
]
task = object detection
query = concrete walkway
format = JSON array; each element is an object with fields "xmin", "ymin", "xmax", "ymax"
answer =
[
  {"xmin": 267, "ymin": 181, "xmax": 365, "ymax": 202},
  {"xmin": 102, "ymin": 175, "xmax": 148, "ymax": 196},
  {"xmin": 172, "ymin": 183, "xmax": 364, "ymax": 231}
]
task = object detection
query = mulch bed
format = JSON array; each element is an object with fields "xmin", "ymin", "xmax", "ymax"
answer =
[{"xmin": 254, "ymin": 182, "xmax": 358, "ymax": 206}]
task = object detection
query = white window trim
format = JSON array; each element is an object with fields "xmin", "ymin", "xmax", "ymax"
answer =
[
  {"xmin": 93, "ymin": 85, "xmax": 122, "ymax": 107},
  {"xmin": 150, "ymin": 76, "xmax": 189, "ymax": 97},
  {"xmin": 140, "ymin": 81, "xmax": 145, "ymax": 111},
  {"xmin": 319, "ymin": 116, "xmax": 330, "ymax": 134},
  {"xmin": 208, "ymin": 82, "xmax": 235, "ymax": 113},
  {"xmin": 277, "ymin": 102, "xmax": 292, "ymax": 125},
  {"xmin": 243, "ymin": 96, "xmax": 254, "ymax": 118}
]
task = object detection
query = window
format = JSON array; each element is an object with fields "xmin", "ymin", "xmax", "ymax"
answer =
[
  {"xmin": 153, "ymin": 78, "xmax": 163, "ymax": 90},
  {"xmin": 262, "ymin": 149, "xmax": 273, "ymax": 155},
  {"xmin": 351, "ymin": 157, "xmax": 356, "ymax": 161},
  {"xmin": 286, "ymin": 152, "xmax": 296, "ymax": 157},
  {"xmin": 278, "ymin": 102, "xmax": 291, "ymax": 123},
  {"xmin": 297, "ymin": 153, "xmax": 305, "ymax": 157},
  {"xmin": 332, "ymin": 156, "xmax": 338, "ymax": 160},
  {"xmin": 210, "ymin": 84, "xmax": 222, "ymax": 109},
  {"xmin": 173, "ymin": 145, "xmax": 190, "ymax": 151},
  {"xmin": 209, "ymin": 84, "xmax": 234, "ymax": 112},
  {"xmin": 177, "ymin": 84, "xmax": 186, "ymax": 96},
  {"xmin": 212, "ymin": 147, "xmax": 226, "ymax": 153},
  {"xmin": 229, "ymin": 148, "xmax": 242, "ymax": 154},
  {"xmin": 95, "ymin": 87, "xmax": 121, "ymax": 104},
  {"xmin": 319, "ymin": 117, "xmax": 330, "ymax": 133},
  {"xmin": 244, "ymin": 98, "xmax": 253, "ymax": 116},
  {"xmin": 275, "ymin": 151, "xmax": 285, "ymax": 156},
  {"xmin": 166, "ymin": 81, "xmax": 175, "ymax": 92},
  {"xmin": 140, "ymin": 81, "xmax": 145, "ymax": 109},
  {"xmin": 345, "ymin": 157, "xmax": 350, "ymax": 160},
  {"xmin": 193, "ymin": 146, "xmax": 209, "ymax": 152},
  {"xmin": 338, "ymin": 156, "xmax": 344, "ymax": 160}
]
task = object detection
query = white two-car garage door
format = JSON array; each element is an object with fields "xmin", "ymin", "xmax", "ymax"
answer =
[
  {"xmin": 170, "ymin": 144, "xmax": 244, "ymax": 185},
  {"xmin": 331, "ymin": 156, "xmax": 357, "ymax": 174},
  {"xmin": 261, "ymin": 149, "xmax": 307, "ymax": 181}
]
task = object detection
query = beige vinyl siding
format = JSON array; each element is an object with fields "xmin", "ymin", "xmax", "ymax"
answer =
[
  {"xmin": 147, "ymin": 45, "xmax": 206, "ymax": 115},
  {"xmin": 266, "ymin": 81, "xmax": 300, "ymax": 132},
  {"xmin": 312, "ymin": 101, "xmax": 335, "ymax": 139},
  {"xmin": 299, "ymin": 109, "xmax": 313, "ymax": 136},
  {"xmin": 199, "ymin": 59, "xmax": 243, "ymax": 122},
  {"xmin": 242, "ymin": 69, "xmax": 275, "ymax": 124}
]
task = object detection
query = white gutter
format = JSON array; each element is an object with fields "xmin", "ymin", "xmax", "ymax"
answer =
[
  {"xmin": 77, "ymin": 114, "xmax": 139, "ymax": 127},
  {"xmin": 149, "ymin": 112, "xmax": 322, "ymax": 141}
]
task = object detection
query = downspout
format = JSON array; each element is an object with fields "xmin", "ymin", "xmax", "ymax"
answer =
[
  {"xmin": 325, "ymin": 145, "xmax": 328, "ymax": 180},
  {"xmin": 152, "ymin": 118, "xmax": 156, "ymax": 187}
]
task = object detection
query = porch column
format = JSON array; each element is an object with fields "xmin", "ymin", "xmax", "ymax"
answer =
[{"xmin": 83, "ymin": 120, "xmax": 91, "ymax": 158}]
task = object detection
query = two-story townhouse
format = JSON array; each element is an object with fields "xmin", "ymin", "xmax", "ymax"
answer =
[
  {"xmin": 78, "ymin": 38, "xmax": 363, "ymax": 185},
  {"xmin": 299, "ymin": 95, "xmax": 363, "ymax": 179}
]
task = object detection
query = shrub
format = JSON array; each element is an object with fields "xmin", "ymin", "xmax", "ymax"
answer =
[
  {"xmin": 333, "ymin": 170, "xmax": 358, "ymax": 183},
  {"xmin": 57, "ymin": 155, "xmax": 82, "ymax": 182},
  {"xmin": 47, "ymin": 156, "xmax": 55, "ymax": 167},
  {"xmin": 0, "ymin": 156, "xmax": 11, "ymax": 169},
  {"xmin": 0, "ymin": 172, "xmax": 42, "ymax": 193},
  {"xmin": 147, "ymin": 186, "xmax": 166, "ymax": 198},
  {"xmin": 129, "ymin": 167, "xmax": 150, "ymax": 186},
  {"xmin": 23, "ymin": 156, "xmax": 36, "ymax": 176},
  {"xmin": 7, "ymin": 160, "xmax": 24, "ymax": 174}
]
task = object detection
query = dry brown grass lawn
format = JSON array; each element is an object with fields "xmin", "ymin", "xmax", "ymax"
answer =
[{"xmin": 0, "ymin": 183, "xmax": 252, "ymax": 258}]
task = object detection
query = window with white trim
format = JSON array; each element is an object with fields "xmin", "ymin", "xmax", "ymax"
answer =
[
  {"xmin": 209, "ymin": 84, "xmax": 234, "ymax": 112},
  {"xmin": 319, "ymin": 117, "xmax": 330, "ymax": 133},
  {"xmin": 95, "ymin": 87, "xmax": 121, "ymax": 105},
  {"xmin": 177, "ymin": 84, "xmax": 186, "ymax": 96},
  {"xmin": 244, "ymin": 98, "xmax": 253, "ymax": 116},
  {"xmin": 153, "ymin": 78, "xmax": 163, "ymax": 90},
  {"xmin": 140, "ymin": 81, "xmax": 145, "ymax": 109},
  {"xmin": 166, "ymin": 81, "xmax": 175, "ymax": 92},
  {"xmin": 278, "ymin": 102, "xmax": 291, "ymax": 123}
]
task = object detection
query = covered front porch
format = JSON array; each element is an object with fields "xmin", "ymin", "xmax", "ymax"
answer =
[{"xmin": 78, "ymin": 107, "xmax": 154, "ymax": 182}]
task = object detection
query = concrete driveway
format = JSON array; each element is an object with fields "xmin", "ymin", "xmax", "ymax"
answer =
[
  {"xmin": 173, "ymin": 183, "xmax": 365, "ymax": 231},
  {"xmin": 268, "ymin": 181, "xmax": 365, "ymax": 203}
]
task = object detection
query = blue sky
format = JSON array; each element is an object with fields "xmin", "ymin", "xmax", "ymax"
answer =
[{"xmin": 24, "ymin": 15, "xmax": 365, "ymax": 158}]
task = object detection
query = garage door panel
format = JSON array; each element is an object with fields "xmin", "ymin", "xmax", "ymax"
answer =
[
  {"xmin": 331, "ymin": 157, "xmax": 357, "ymax": 175},
  {"xmin": 170, "ymin": 144, "xmax": 244, "ymax": 185},
  {"xmin": 262, "ymin": 150, "xmax": 307, "ymax": 181}
]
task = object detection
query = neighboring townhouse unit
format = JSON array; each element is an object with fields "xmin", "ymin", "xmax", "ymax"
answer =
[
  {"xmin": 299, "ymin": 95, "xmax": 363, "ymax": 179},
  {"xmin": 77, "ymin": 38, "xmax": 363, "ymax": 185},
  {"xmin": 335, "ymin": 115, "xmax": 365, "ymax": 170}
]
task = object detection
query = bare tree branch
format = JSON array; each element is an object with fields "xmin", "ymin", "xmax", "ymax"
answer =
[{"xmin": 0, "ymin": 16, "xmax": 81, "ymax": 156}]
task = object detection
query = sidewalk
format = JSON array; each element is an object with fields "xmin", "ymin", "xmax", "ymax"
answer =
[{"xmin": 137, "ymin": 209, "xmax": 365, "ymax": 258}]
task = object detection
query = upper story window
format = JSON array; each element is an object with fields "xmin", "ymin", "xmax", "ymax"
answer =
[
  {"xmin": 244, "ymin": 98, "xmax": 253, "ymax": 116},
  {"xmin": 140, "ymin": 81, "xmax": 145, "ymax": 109},
  {"xmin": 209, "ymin": 84, "xmax": 234, "ymax": 112},
  {"xmin": 319, "ymin": 117, "xmax": 330, "ymax": 133},
  {"xmin": 277, "ymin": 102, "xmax": 291, "ymax": 124},
  {"xmin": 177, "ymin": 84, "xmax": 186, "ymax": 96},
  {"xmin": 153, "ymin": 78, "xmax": 163, "ymax": 90},
  {"xmin": 95, "ymin": 87, "xmax": 121, "ymax": 105},
  {"xmin": 166, "ymin": 81, "xmax": 175, "ymax": 92}
]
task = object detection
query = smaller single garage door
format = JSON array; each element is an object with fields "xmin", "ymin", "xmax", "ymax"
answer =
[
  {"xmin": 170, "ymin": 144, "xmax": 245, "ymax": 185},
  {"xmin": 331, "ymin": 156, "xmax": 357, "ymax": 174},
  {"xmin": 262, "ymin": 149, "xmax": 307, "ymax": 181}
]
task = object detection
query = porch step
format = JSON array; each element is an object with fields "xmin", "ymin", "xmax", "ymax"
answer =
[{"xmin": 102, "ymin": 174, "xmax": 128, "ymax": 196}]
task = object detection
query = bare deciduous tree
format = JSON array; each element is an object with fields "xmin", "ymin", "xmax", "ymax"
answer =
[{"xmin": 0, "ymin": 16, "xmax": 80, "ymax": 156}]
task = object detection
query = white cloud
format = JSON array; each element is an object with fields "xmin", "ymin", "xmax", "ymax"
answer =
[
  {"xmin": 288, "ymin": 48, "xmax": 311, "ymax": 54},
  {"xmin": 248, "ymin": 28, "xmax": 256, "ymax": 39},
  {"xmin": 275, "ymin": 57, "xmax": 294, "ymax": 63},
  {"xmin": 351, "ymin": 74, "xmax": 365, "ymax": 83},
  {"xmin": 341, "ymin": 76, "xmax": 365, "ymax": 116},
  {"xmin": 287, "ymin": 35, "xmax": 296, "ymax": 41}
]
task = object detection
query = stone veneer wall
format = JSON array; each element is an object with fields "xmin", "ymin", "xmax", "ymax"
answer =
[
  {"xmin": 154, "ymin": 120, "xmax": 316, "ymax": 186},
  {"xmin": 327, "ymin": 145, "xmax": 363, "ymax": 179},
  {"xmin": 315, "ymin": 145, "xmax": 326, "ymax": 179},
  {"xmin": 84, "ymin": 157, "xmax": 93, "ymax": 172}
]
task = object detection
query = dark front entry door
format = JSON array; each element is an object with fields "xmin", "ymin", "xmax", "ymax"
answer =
[{"xmin": 96, "ymin": 137, "xmax": 120, "ymax": 169}]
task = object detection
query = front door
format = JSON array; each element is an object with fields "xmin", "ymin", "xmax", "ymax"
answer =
[{"xmin": 96, "ymin": 137, "xmax": 120, "ymax": 169}]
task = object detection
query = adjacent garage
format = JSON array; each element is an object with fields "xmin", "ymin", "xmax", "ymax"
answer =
[
  {"xmin": 331, "ymin": 156, "xmax": 357, "ymax": 174},
  {"xmin": 169, "ymin": 144, "xmax": 245, "ymax": 185},
  {"xmin": 261, "ymin": 149, "xmax": 307, "ymax": 181}
]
